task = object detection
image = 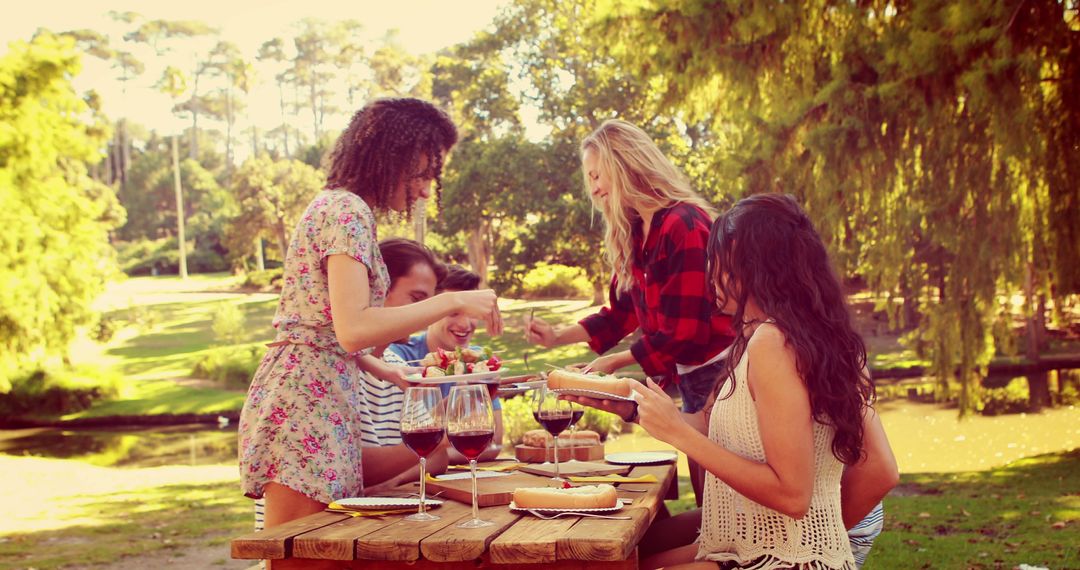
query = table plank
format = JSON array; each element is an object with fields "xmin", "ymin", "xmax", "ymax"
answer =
[
  {"xmin": 292, "ymin": 512, "xmax": 401, "ymax": 560},
  {"xmin": 419, "ymin": 506, "xmax": 523, "ymax": 562},
  {"xmin": 355, "ymin": 500, "xmax": 473, "ymax": 561},
  {"xmin": 232, "ymin": 511, "xmax": 348, "ymax": 560},
  {"xmin": 270, "ymin": 554, "xmax": 638, "ymax": 569},
  {"xmin": 555, "ymin": 508, "xmax": 651, "ymax": 561},
  {"xmin": 487, "ymin": 513, "xmax": 577, "ymax": 564}
]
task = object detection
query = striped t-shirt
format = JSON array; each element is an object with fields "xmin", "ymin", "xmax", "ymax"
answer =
[{"xmin": 357, "ymin": 350, "xmax": 409, "ymax": 446}]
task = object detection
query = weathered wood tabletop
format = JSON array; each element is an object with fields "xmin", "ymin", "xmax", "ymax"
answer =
[{"xmin": 232, "ymin": 461, "xmax": 678, "ymax": 569}]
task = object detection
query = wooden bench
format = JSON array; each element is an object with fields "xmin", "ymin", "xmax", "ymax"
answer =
[{"xmin": 232, "ymin": 462, "xmax": 678, "ymax": 569}]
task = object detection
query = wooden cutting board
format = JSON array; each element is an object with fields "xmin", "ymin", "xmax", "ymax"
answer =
[
  {"xmin": 516, "ymin": 460, "xmax": 630, "ymax": 478},
  {"xmin": 514, "ymin": 443, "xmax": 605, "ymax": 463},
  {"xmin": 425, "ymin": 472, "xmax": 556, "ymax": 507}
]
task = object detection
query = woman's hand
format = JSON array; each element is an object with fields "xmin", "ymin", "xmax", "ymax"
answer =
[
  {"xmin": 558, "ymin": 394, "xmax": 637, "ymax": 422},
  {"xmin": 524, "ymin": 314, "xmax": 558, "ymax": 347},
  {"xmin": 453, "ymin": 289, "xmax": 503, "ymax": 336},
  {"xmin": 584, "ymin": 350, "xmax": 634, "ymax": 374},
  {"xmin": 358, "ymin": 355, "xmax": 414, "ymax": 390},
  {"xmin": 629, "ymin": 378, "xmax": 691, "ymax": 446}
]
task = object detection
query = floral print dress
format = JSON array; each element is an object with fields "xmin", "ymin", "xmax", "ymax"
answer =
[{"xmin": 238, "ymin": 189, "xmax": 390, "ymax": 504}]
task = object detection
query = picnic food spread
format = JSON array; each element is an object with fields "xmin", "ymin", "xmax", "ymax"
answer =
[
  {"xmin": 521, "ymin": 429, "xmax": 601, "ymax": 448},
  {"xmin": 419, "ymin": 346, "xmax": 502, "ymax": 377},
  {"xmin": 512, "ymin": 483, "xmax": 619, "ymax": 509},
  {"xmin": 547, "ymin": 369, "xmax": 634, "ymax": 397}
]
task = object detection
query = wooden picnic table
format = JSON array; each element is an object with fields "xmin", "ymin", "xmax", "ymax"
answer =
[{"xmin": 232, "ymin": 460, "xmax": 679, "ymax": 569}]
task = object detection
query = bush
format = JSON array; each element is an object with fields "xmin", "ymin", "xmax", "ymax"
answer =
[
  {"xmin": 211, "ymin": 302, "xmax": 246, "ymax": 344},
  {"xmin": 115, "ymin": 237, "xmax": 227, "ymax": 276},
  {"xmin": 243, "ymin": 268, "xmax": 284, "ymax": 291},
  {"xmin": 0, "ymin": 366, "xmax": 120, "ymax": 417},
  {"xmin": 192, "ymin": 346, "xmax": 263, "ymax": 390},
  {"xmin": 980, "ymin": 377, "xmax": 1030, "ymax": 416},
  {"xmin": 519, "ymin": 263, "xmax": 592, "ymax": 299}
]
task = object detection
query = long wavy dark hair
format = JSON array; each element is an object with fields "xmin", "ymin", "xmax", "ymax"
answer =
[
  {"xmin": 708, "ymin": 193, "xmax": 874, "ymax": 465},
  {"xmin": 324, "ymin": 97, "xmax": 457, "ymax": 214}
]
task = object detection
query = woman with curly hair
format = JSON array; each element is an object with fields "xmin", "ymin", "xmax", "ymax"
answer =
[
  {"xmin": 632, "ymin": 193, "xmax": 893, "ymax": 569},
  {"xmin": 238, "ymin": 98, "xmax": 502, "ymax": 529}
]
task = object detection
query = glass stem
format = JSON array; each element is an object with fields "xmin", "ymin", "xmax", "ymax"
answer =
[
  {"xmin": 553, "ymin": 437, "xmax": 560, "ymax": 479},
  {"xmin": 470, "ymin": 458, "xmax": 479, "ymax": 521},
  {"xmin": 418, "ymin": 456, "xmax": 427, "ymax": 516}
]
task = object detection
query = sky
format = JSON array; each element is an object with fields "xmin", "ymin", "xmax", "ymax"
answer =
[{"xmin": 0, "ymin": 0, "xmax": 511, "ymax": 139}]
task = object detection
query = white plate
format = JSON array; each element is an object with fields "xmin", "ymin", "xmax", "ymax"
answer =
[
  {"xmin": 333, "ymin": 496, "xmax": 443, "ymax": 510},
  {"xmin": 516, "ymin": 380, "xmax": 547, "ymax": 389},
  {"xmin": 551, "ymin": 387, "xmax": 635, "ymax": 402},
  {"xmin": 497, "ymin": 385, "xmax": 531, "ymax": 397},
  {"xmin": 407, "ymin": 370, "xmax": 502, "ymax": 384},
  {"xmin": 604, "ymin": 451, "xmax": 677, "ymax": 465},
  {"xmin": 509, "ymin": 501, "xmax": 624, "ymax": 514}
]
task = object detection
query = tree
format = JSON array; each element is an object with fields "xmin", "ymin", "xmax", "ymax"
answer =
[
  {"xmin": 227, "ymin": 155, "xmax": 324, "ymax": 262},
  {"xmin": 0, "ymin": 32, "xmax": 125, "ymax": 388},
  {"xmin": 602, "ymin": 0, "xmax": 1080, "ymax": 413}
]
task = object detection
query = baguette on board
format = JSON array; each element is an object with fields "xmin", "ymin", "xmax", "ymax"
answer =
[
  {"xmin": 512, "ymin": 484, "xmax": 619, "ymax": 510},
  {"xmin": 546, "ymin": 369, "xmax": 634, "ymax": 397}
]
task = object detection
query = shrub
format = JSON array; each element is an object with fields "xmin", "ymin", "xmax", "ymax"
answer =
[
  {"xmin": 192, "ymin": 346, "xmax": 262, "ymax": 390},
  {"xmin": 211, "ymin": 302, "xmax": 246, "ymax": 344},
  {"xmin": 243, "ymin": 268, "xmax": 284, "ymax": 291},
  {"xmin": 0, "ymin": 366, "xmax": 120, "ymax": 416},
  {"xmin": 519, "ymin": 263, "xmax": 592, "ymax": 299},
  {"xmin": 980, "ymin": 377, "xmax": 1030, "ymax": 416}
]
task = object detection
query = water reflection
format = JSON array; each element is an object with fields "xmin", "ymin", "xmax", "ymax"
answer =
[{"xmin": 0, "ymin": 424, "xmax": 238, "ymax": 468}]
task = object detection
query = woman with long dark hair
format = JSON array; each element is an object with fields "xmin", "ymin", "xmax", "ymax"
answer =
[{"xmin": 632, "ymin": 193, "xmax": 893, "ymax": 569}]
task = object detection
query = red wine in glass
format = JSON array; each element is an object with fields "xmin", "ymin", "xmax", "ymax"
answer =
[
  {"xmin": 537, "ymin": 411, "xmax": 573, "ymax": 436},
  {"xmin": 570, "ymin": 409, "xmax": 584, "ymax": 427},
  {"xmin": 402, "ymin": 427, "xmax": 445, "ymax": 458},
  {"xmin": 449, "ymin": 429, "xmax": 495, "ymax": 461}
]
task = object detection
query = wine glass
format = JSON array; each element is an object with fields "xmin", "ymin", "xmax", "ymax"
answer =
[
  {"xmin": 447, "ymin": 384, "xmax": 496, "ymax": 528},
  {"xmin": 565, "ymin": 401, "xmax": 584, "ymax": 462},
  {"xmin": 535, "ymin": 386, "xmax": 573, "ymax": 481},
  {"xmin": 400, "ymin": 387, "xmax": 446, "ymax": 522}
]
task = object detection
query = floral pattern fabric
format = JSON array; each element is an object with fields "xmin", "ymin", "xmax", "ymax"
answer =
[{"xmin": 238, "ymin": 190, "xmax": 390, "ymax": 504}]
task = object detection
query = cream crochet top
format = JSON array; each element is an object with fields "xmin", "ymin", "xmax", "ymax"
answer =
[{"xmin": 697, "ymin": 323, "xmax": 855, "ymax": 569}]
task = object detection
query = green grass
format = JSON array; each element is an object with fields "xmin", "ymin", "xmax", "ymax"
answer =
[
  {"xmin": 867, "ymin": 450, "xmax": 1080, "ymax": 569},
  {"xmin": 0, "ymin": 479, "xmax": 250, "ymax": 570}
]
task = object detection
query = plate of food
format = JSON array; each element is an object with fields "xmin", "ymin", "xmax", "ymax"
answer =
[
  {"xmin": 604, "ymin": 451, "xmax": 678, "ymax": 465},
  {"xmin": 412, "ymin": 346, "xmax": 504, "ymax": 380},
  {"xmin": 546, "ymin": 369, "xmax": 637, "ymax": 401},
  {"xmin": 331, "ymin": 496, "xmax": 443, "ymax": 510},
  {"xmin": 509, "ymin": 484, "xmax": 622, "ymax": 514},
  {"xmin": 408, "ymin": 370, "xmax": 502, "ymax": 384}
]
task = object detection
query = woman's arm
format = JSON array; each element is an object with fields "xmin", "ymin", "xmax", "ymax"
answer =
[
  {"xmin": 841, "ymin": 405, "xmax": 899, "ymax": 528},
  {"xmin": 631, "ymin": 326, "xmax": 816, "ymax": 519},
  {"xmin": 363, "ymin": 445, "xmax": 450, "ymax": 493},
  {"xmin": 328, "ymin": 254, "xmax": 500, "ymax": 353},
  {"xmin": 524, "ymin": 316, "xmax": 590, "ymax": 348}
]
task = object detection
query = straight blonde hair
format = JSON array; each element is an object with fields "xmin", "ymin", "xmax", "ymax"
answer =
[{"xmin": 581, "ymin": 119, "xmax": 717, "ymax": 294}]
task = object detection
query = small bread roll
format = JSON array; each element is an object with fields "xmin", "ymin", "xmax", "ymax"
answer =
[
  {"xmin": 547, "ymin": 369, "xmax": 633, "ymax": 397},
  {"xmin": 513, "ymin": 484, "xmax": 618, "ymax": 510},
  {"xmin": 522, "ymin": 429, "xmax": 552, "ymax": 448}
]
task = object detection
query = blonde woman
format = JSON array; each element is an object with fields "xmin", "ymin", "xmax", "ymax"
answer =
[{"xmin": 525, "ymin": 119, "xmax": 734, "ymax": 502}]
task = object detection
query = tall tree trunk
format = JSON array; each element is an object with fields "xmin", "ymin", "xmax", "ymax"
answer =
[
  {"xmin": 225, "ymin": 86, "xmax": 234, "ymax": 182},
  {"xmin": 172, "ymin": 134, "xmax": 188, "ymax": 279},
  {"xmin": 278, "ymin": 219, "xmax": 290, "ymax": 262},
  {"xmin": 255, "ymin": 237, "xmax": 265, "ymax": 272},
  {"xmin": 278, "ymin": 81, "xmax": 290, "ymax": 158},
  {"xmin": 413, "ymin": 200, "xmax": 427, "ymax": 243},
  {"xmin": 466, "ymin": 225, "xmax": 489, "ymax": 288},
  {"xmin": 310, "ymin": 80, "xmax": 320, "ymax": 142},
  {"xmin": 1025, "ymin": 263, "xmax": 1050, "ymax": 410}
]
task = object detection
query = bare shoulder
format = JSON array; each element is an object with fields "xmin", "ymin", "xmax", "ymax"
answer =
[{"xmin": 745, "ymin": 323, "xmax": 801, "ymax": 393}]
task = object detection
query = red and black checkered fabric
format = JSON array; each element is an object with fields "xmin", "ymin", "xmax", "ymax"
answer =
[{"xmin": 579, "ymin": 202, "xmax": 735, "ymax": 386}]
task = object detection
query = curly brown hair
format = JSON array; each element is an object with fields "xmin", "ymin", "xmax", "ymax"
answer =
[
  {"xmin": 708, "ymin": 193, "xmax": 875, "ymax": 466},
  {"xmin": 324, "ymin": 97, "xmax": 458, "ymax": 214}
]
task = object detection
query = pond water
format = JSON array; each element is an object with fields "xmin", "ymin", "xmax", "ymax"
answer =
[{"xmin": 0, "ymin": 424, "xmax": 238, "ymax": 468}]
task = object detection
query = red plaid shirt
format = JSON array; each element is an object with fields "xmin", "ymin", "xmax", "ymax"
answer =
[{"xmin": 579, "ymin": 203, "xmax": 734, "ymax": 386}]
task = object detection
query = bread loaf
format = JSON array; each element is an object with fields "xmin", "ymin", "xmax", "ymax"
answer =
[
  {"xmin": 547, "ymin": 369, "xmax": 634, "ymax": 397},
  {"xmin": 512, "ymin": 484, "xmax": 618, "ymax": 510},
  {"xmin": 521, "ymin": 429, "xmax": 600, "ymax": 448}
]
